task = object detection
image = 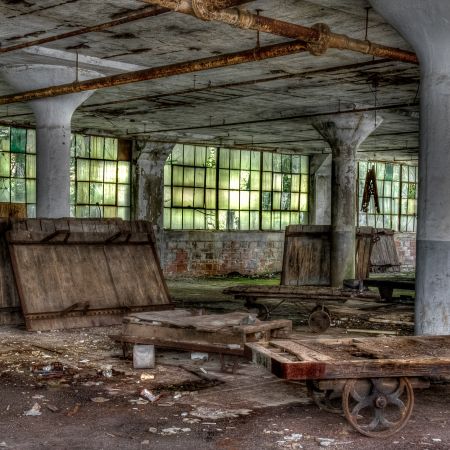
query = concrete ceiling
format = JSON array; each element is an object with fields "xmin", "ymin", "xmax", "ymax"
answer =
[{"xmin": 0, "ymin": 0, "xmax": 420, "ymax": 160}]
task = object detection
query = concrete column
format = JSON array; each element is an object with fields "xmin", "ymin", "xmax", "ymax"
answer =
[
  {"xmin": 0, "ymin": 65, "xmax": 100, "ymax": 218},
  {"xmin": 309, "ymin": 154, "xmax": 332, "ymax": 225},
  {"xmin": 133, "ymin": 141, "xmax": 175, "ymax": 228},
  {"xmin": 313, "ymin": 113, "xmax": 382, "ymax": 287},
  {"xmin": 370, "ymin": 0, "xmax": 450, "ymax": 335}
]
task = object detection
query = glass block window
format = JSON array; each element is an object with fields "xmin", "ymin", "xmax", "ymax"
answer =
[
  {"xmin": 358, "ymin": 161, "xmax": 417, "ymax": 232},
  {"xmin": 71, "ymin": 135, "xmax": 131, "ymax": 220},
  {"xmin": 0, "ymin": 126, "xmax": 36, "ymax": 217},
  {"xmin": 164, "ymin": 144, "xmax": 309, "ymax": 230}
]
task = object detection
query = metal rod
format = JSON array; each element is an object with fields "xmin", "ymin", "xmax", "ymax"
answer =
[
  {"xmin": 0, "ymin": 40, "xmax": 308, "ymax": 105},
  {"xmin": 0, "ymin": 6, "xmax": 169, "ymax": 54},
  {"xmin": 144, "ymin": 0, "xmax": 418, "ymax": 64}
]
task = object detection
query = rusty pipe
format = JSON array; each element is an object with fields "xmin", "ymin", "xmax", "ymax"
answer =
[
  {"xmin": 0, "ymin": 6, "xmax": 169, "ymax": 54},
  {"xmin": 0, "ymin": 40, "xmax": 307, "ymax": 105},
  {"xmin": 145, "ymin": 0, "xmax": 418, "ymax": 64}
]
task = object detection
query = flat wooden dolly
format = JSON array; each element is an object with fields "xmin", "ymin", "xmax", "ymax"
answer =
[
  {"xmin": 223, "ymin": 285, "xmax": 380, "ymax": 332},
  {"xmin": 245, "ymin": 335, "xmax": 450, "ymax": 437}
]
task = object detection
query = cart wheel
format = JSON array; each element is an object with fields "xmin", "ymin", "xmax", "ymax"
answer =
[
  {"xmin": 308, "ymin": 306, "xmax": 331, "ymax": 333},
  {"xmin": 342, "ymin": 377, "xmax": 414, "ymax": 437},
  {"xmin": 306, "ymin": 380, "xmax": 343, "ymax": 414},
  {"xmin": 256, "ymin": 304, "xmax": 271, "ymax": 321}
]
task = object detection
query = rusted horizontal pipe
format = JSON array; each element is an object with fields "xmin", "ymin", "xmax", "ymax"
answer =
[
  {"xmin": 144, "ymin": 0, "xmax": 418, "ymax": 65},
  {"xmin": 0, "ymin": 40, "xmax": 307, "ymax": 105},
  {"xmin": 0, "ymin": 6, "xmax": 169, "ymax": 54}
]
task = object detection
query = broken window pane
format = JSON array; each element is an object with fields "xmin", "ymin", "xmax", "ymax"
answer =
[{"xmin": 10, "ymin": 154, "xmax": 25, "ymax": 178}]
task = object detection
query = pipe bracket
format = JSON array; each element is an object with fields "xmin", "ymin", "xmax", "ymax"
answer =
[{"xmin": 307, "ymin": 23, "xmax": 331, "ymax": 56}]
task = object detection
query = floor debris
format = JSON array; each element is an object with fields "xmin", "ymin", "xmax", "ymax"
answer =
[
  {"xmin": 190, "ymin": 406, "xmax": 252, "ymax": 420},
  {"xmin": 24, "ymin": 403, "xmax": 41, "ymax": 416}
]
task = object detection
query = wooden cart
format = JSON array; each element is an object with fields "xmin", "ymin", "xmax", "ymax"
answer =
[
  {"xmin": 223, "ymin": 285, "xmax": 380, "ymax": 332},
  {"xmin": 245, "ymin": 335, "xmax": 450, "ymax": 437}
]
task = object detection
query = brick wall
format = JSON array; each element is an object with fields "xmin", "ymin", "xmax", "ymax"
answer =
[
  {"xmin": 158, "ymin": 230, "xmax": 284, "ymax": 277},
  {"xmin": 157, "ymin": 230, "xmax": 416, "ymax": 278},
  {"xmin": 394, "ymin": 232, "xmax": 416, "ymax": 272}
]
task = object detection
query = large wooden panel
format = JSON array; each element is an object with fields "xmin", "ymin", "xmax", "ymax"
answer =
[
  {"xmin": 370, "ymin": 229, "xmax": 401, "ymax": 272},
  {"xmin": 7, "ymin": 218, "xmax": 172, "ymax": 331},
  {"xmin": 281, "ymin": 225, "xmax": 331, "ymax": 286},
  {"xmin": 0, "ymin": 220, "xmax": 22, "ymax": 325}
]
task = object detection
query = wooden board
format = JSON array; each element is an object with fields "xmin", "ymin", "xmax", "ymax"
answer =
[
  {"xmin": 281, "ymin": 225, "xmax": 331, "ymax": 286},
  {"xmin": 0, "ymin": 203, "xmax": 26, "ymax": 219},
  {"xmin": 0, "ymin": 220, "xmax": 22, "ymax": 325},
  {"xmin": 370, "ymin": 229, "xmax": 401, "ymax": 272},
  {"xmin": 281, "ymin": 225, "xmax": 383, "ymax": 286},
  {"xmin": 245, "ymin": 335, "xmax": 450, "ymax": 380},
  {"xmin": 223, "ymin": 284, "xmax": 381, "ymax": 302},
  {"xmin": 121, "ymin": 309, "xmax": 292, "ymax": 355},
  {"xmin": 6, "ymin": 219, "xmax": 172, "ymax": 331}
]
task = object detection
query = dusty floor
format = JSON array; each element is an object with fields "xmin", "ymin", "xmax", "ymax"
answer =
[{"xmin": 0, "ymin": 276, "xmax": 448, "ymax": 450}]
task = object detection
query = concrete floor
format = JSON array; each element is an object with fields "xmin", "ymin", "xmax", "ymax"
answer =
[{"xmin": 0, "ymin": 276, "xmax": 447, "ymax": 449}]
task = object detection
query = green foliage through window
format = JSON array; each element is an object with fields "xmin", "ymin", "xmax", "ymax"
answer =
[{"xmin": 164, "ymin": 144, "xmax": 309, "ymax": 231}]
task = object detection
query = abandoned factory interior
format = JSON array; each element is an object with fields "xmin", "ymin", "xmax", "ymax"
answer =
[{"xmin": 0, "ymin": 0, "xmax": 449, "ymax": 448}]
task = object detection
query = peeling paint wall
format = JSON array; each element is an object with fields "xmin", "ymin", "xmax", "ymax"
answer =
[{"xmin": 133, "ymin": 140, "xmax": 174, "ymax": 228}]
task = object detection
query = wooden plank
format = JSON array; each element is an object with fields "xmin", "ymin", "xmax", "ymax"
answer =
[
  {"xmin": 270, "ymin": 340, "xmax": 333, "ymax": 361},
  {"xmin": 0, "ymin": 203, "xmax": 26, "ymax": 219},
  {"xmin": 282, "ymin": 225, "xmax": 331, "ymax": 286}
]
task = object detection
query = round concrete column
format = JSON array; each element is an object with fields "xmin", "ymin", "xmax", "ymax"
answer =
[
  {"xmin": 313, "ymin": 113, "xmax": 382, "ymax": 287},
  {"xmin": 370, "ymin": 0, "xmax": 450, "ymax": 335},
  {"xmin": 0, "ymin": 65, "xmax": 100, "ymax": 218}
]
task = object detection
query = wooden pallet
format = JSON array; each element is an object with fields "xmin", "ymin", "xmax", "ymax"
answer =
[
  {"xmin": 245, "ymin": 335, "xmax": 450, "ymax": 380},
  {"xmin": 119, "ymin": 309, "xmax": 292, "ymax": 355}
]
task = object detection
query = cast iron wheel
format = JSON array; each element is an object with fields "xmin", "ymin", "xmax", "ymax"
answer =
[
  {"xmin": 308, "ymin": 305, "xmax": 331, "ymax": 333},
  {"xmin": 342, "ymin": 377, "xmax": 414, "ymax": 437},
  {"xmin": 306, "ymin": 380, "xmax": 343, "ymax": 414},
  {"xmin": 256, "ymin": 303, "xmax": 271, "ymax": 320}
]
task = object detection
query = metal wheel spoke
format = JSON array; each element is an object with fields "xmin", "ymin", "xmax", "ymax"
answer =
[
  {"xmin": 365, "ymin": 410, "xmax": 381, "ymax": 431},
  {"xmin": 379, "ymin": 413, "xmax": 396, "ymax": 429},
  {"xmin": 351, "ymin": 396, "xmax": 373, "ymax": 417},
  {"xmin": 387, "ymin": 396, "xmax": 406, "ymax": 412}
]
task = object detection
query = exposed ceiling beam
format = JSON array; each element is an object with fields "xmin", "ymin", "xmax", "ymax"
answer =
[
  {"xmin": 133, "ymin": 102, "xmax": 419, "ymax": 134},
  {"xmin": 79, "ymin": 57, "xmax": 394, "ymax": 110}
]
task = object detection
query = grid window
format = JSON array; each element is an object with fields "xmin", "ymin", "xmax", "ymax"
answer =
[
  {"xmin": 164, "ymin": 144, "xmax": 309, "ymax": 230},
  {"xmin": 71, "ymin": 134, "xmax": 131, "ymax": 220},
  {"xmin": 358, "ymin": 161, "xmax": 417, "ymax": 232},
  {"xmin": 0, "ymin": 126, "xmax": 36, "ymax": 217}
]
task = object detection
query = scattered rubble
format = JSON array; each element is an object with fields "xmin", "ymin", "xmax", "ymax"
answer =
[
  {"xmin": 190, "ymin": 406, "xmax": 252, "ymax": 420},
  {"xmin": 24, "ymin": 403, "xmax": 41, "ymax": 416}
]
